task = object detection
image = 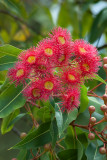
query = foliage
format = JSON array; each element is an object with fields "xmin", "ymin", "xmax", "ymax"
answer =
[{"xmin": 0, "ymin": 0, "xmax": 107, "ymax": 160}]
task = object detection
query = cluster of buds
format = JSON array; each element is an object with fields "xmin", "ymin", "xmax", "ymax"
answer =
[
  {"xmin": 8, "ymin": 27, "xmax": 101, "ymax": 111},
  {"xmin": 88, "ymin": 105, "xmax": 107, "ymax": 155}
]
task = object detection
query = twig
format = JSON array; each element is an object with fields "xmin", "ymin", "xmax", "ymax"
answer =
[
  {"xmin": 97, "ymin": 44, "xmax": 107, "ymax": 50},
  {"xmin": 12, "ymin": 127, "xmax": 21, "ymax": 137},
  {"xmin": 88, "ymin": 79, "xmax": 107, "ymax": 93},
  {"xmin": 56, "ymin": 142, "xmax": 65, "ymax": 150},
  {"xmin": 0, "ymin": 9, "xmax": 40, "ymax": 34}
]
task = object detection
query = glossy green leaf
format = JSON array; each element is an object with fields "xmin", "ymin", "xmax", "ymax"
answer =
[
  {"xmin": 55, "ymin": 103, "xmax": 63, "ymax": 137},
  {"xmin": 8, "ymin": 113, "xmax": 26, "ymax": 128},
  {"xmin": 79, "ymin": 85, "xmax": 89, "ymax": 113},
  {"xmin": 0, "ymin": 84, "xmax": 26, "ymax": 118},
  {"xmin": 49, "ymin": 96, "xmax": 55, "ymax": 108},
  {"xmin": 0, "ymin": 44, "xmax": 22, "ymax": 57},
  {"xmin": 91, "ymin": 75, "xmax": 107, "ymax": 85},
  {"xmin": 11, "ymin": 122, "xmax": 52, "ymax": 149},
  {"xmin": 89, "ymin": 8, "xmax": 107, "ymax": 43},
  {"xmin": 85, "ymin": 143, "xmax": 106, "ymax": 160},
  {"xmin": 63, "ymin": 109, "xmax": 78, "ymax": 132},
  {"xmin": 50, "ymin": 119, "xmax": 58, "ymax": 148},
  {"xmin": 88, "ymin": 97, "xmax": 103, "ymax": 115},
  {"xmin": 55, "ymin": 103, "xmax": 78, "ymax": 137},
  {"xmin": 37, "ymin": 106, "xmax": 51, "ymax": 122},
  {"xmin": 17, "ymin": 149, "xmax": 27, "ymax": 160},
  {"xmin": 77, "ymin": 139, "xmax": 83, "ymax": 160},
  {"xmin": 57, "ymin": 149, "xmax": 78, "ymax": 160},
  {"xmin": 0, "ymin": 55, "xmax": 17, "ymax": 71},
  {"xmin": 1, "ymin": 109, "xmax": 19, "ymax": 134}
]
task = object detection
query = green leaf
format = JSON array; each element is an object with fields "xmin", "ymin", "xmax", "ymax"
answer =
[
  {"xmin": 0, "ymin": 78, "xmax": 9, "ymax": 94},
  {"xmin": 37, "ymin": 106, "xmax": 51, "ymax": 122},
  {"xmin": 89, "ymin": 8, "xmax": 107, "ymax": 43},
  {"xmin": 79, "ymin": 85, "xmax": 89, "ymax": 113},
  {"xmin": 17, "ymin": 149, "xmax": 27, "ymax": 160},
  {"xmin": 0, "ymin": 44, "xmax": 22, "ymax": 57},
  {"xmin": 88, "ymin": 97, "xmax": 103, "ymax": 115},
  {"xmin": 49, "ymin": 96, "xmax": 55, "ymax": 108},
  {"xmin": 85, "ymin": 143, "xmax": 106, "ymax": 160},
  {"xmin": 63, "ymin": 109, "xmax": 78, "ymax": 132},
  {"xmin": 57, "ymin": 149, "xmax": 78, "ymax": 160},
  {"xmin": 77, "ymin": 139, "xmax": 83, "ymax": 160},
  {"xmin": 0, "ymin": 83, "xmax": 26, "ymax": 118},
  {"xmin": 55, "ymin": 103, "xmax": 78, "ymax": 137},
  {"xmin": 50, "ymin": 119, "xmax": 58, "ymax": 148},
  {"xmin": 55, "ymin": 103, "xmax": 63, "ymax": 137},
  {"xmin": 0, "ymin": 55, "xmax": 17, "ymax": 71},
  {"xmin": 7, "ymin": 113, "xmax": 26, "ymax": 128},
  {"xmin": 1, "ymin": 109, "xmax": 19, "ymax": 134},
  {"xmin": 11, "ymin": 122, "xmax": 52, "ymax": 149},
  {"xmin": 91, "ymin": 75, "xmax": 107, "ymax": 85}
]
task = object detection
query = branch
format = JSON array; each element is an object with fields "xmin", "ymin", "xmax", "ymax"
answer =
[
  {"xmin": 0, "ymin": 9, "xmax": 40, "ymax": 34},
  {"xmin": 12, "ymin": 127, "xmax": 21, "ymax": 137},
  {"xmin": 97, "ymin": 44, "xmax": 107, "ymax": 50}
]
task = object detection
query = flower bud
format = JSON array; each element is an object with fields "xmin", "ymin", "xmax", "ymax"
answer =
[
  {"xmin": 11, "ymin": 158, "xmax": 17, "ymax": 160},
  {"xmin": 103, "ymin": 57, "xmax": 107, "ymax": 64},
  {"xmin": 44, "ymin": 144, "xmax": 51, "ymax": 151},
  {"xmin": 103, "ymin": 64, "xmax": 107, "ymax": 73},
  {"xmin": 88, "ymin": 106, "xmax": 95, "ymax": 114},
  {"xmin": 99, "ymin": 147, "xmax": 106, "ymax": 154},
  {"xmin": 88, "ymin": 132, "xmax": 95, "ymax": 140},
  {"xmin": 90, "ymin": 117, "xmax": 96, "ymax": 124},
  {"xmin": 100, "ymin": 105, "xmax": 107, "ymax": 113},
  {"xmin": 20, "ymin": 132, "xmax": 27, "ymax": 139},
  {"xmin": 102, "ymin": 94, "xmax": 107, "ymax": 105}
]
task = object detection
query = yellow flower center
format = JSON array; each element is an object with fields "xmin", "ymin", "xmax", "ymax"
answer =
[
  {"xmin": 27, "ymin": 56, "xmax": 36, "ymax": 64},
  {"xmin": 68, "ymin": 74, "xmax": 75, "ymax": 81},
  {"xmin": 44, "ymin": 48, "xmax": 53, "ymax": 56},
  {"xmin": 71, "ymin": 96, "xmax": 75, "ymax": 103},
  {"xmin": 38, "ymin": 65, "xmax": 46, "ymax": 70},
  {"xmin": 44, "ymin": 81, "xmax": 54, "ymax": 90},
  {"xmin": 79, "ymin": 47, "xmax": 86, "ymax": 53},
  {"xmin": 58, "ymin": 36, "xmax": 65, "ymax": 44},
  {"xmin": 32, "ymin": 88, "xmax": 41, "ymax": 97},
  {"xmin": 58, "ymin": 55, "xmax": 65, "ymax": 62},
  {"xmin": 16, "ymin": 69, "xmax": 24, "ymax": 77},
  {"xmin": 83, "ymin": 63, "xmax": 90, "ymax": 71}
]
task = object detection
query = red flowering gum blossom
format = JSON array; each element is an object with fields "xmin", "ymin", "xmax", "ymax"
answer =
[
  {"xmin": 53, "ymin": 44, "xmax": 72, "ymax": 66},
  {"xmin": 79, "ymin": 54, "xmax": 101, "ymax": 77},
  {"xmin": 8, "ymin": 62, "xmax": 29, "ymax": 86},
  {"xmin": 49, "ymin": 27, "xmax": 71, "ymax": 45},
  {"xmin": 37, "ymin": 38, "xmax": 56, "ymax": 66},
  {"xmin": 72, "ymin": 39, "xmax": 98, "ymax": 58},
  {"xmin": 23, "ymin": 80, "xmax": 42, "ymax": 101},
  {"xmin": 42, "ymin": 75, "xmax": 60, "ymax": 100},
  {"xmin": 61, "ymin": 67, "xmax": 82, "ymax": 86},
  {"xmin": 60, "ymin": 88, "xmax": 80, "ymax": 111},
  {"xmin": 18, "ymin": 47, "xmax": 39, "ymax": 67}
]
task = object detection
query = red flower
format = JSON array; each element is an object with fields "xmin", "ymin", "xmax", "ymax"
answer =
[
  {"xmin": 60, "ymin": 88, "xmax": 80, "ymax": 111},
  {"xmin": 8, "ymin": 62, "xmax": 29, "ymax": 86},
  {"xmin": 49, "ymin": 27, "xmax": 71, "ymax": 45},
  {"xmin": 72, "ymin": 39, "xmax": 98, "ymax": 59},
  {"xmin": 23, "ymin": 80, "xmax": 42, "ymax": 101},
  {"xmin": 60, "ymin": 67, "xmax": 82, "ymax": 86},
  {"xmin": 18, "ymin": 47, "xmax": 39, "ymax": 66},
  {"xmin": 42, "ymin": 75, "xmax": 61, "ymax": 100},
  {"xmin": 79, "ymin": 54, "xmax": 101, "ymax": 77}
]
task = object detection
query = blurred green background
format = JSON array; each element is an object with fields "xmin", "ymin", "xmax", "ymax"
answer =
[{"xmin": 0, "ymin": 0, "xmax": 107, "ymax": 159}]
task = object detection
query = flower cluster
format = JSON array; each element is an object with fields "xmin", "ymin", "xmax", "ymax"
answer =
[{"xmin": 8, "ymin": 27, "xmax": 101, "ymax": 111}]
